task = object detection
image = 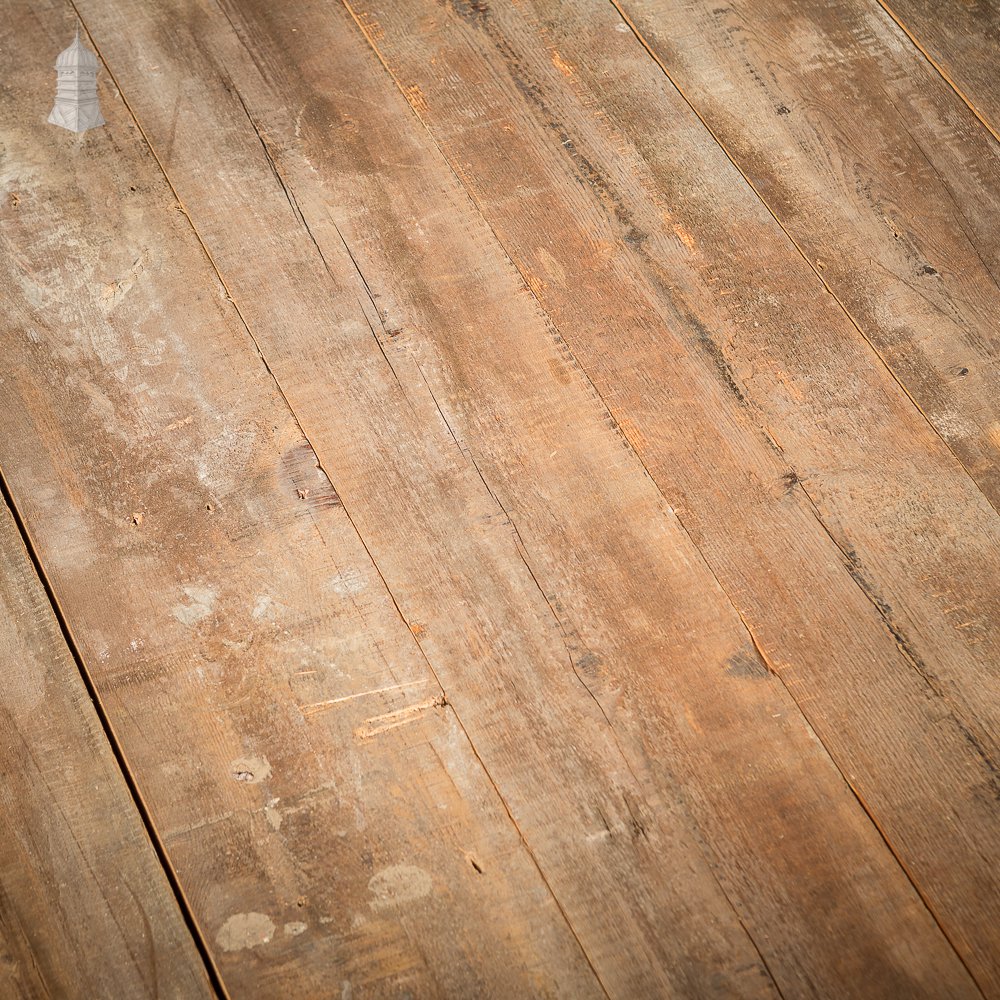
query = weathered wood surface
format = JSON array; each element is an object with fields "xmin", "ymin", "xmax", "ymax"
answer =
[
  {"xmin": 0, "ymin": 493, "xmax": 214, "ymax": 999},
  {"xmin": 332, "ymin": 0, "xmax": 1000, "ymax": 755},
  {"xmin": 875, "ymin": 0, "xmax": 1000, "ymax": 140},
  {"xmin": 1, "ymin": 4, "xmax": 606, "ymax": 998},
  {"xmin": 327, "ymin": 0, "xmax": 1000, "ymax": 989},
  {"xmin": 2, "ymin": 0, "xmax": 998, "ymax": 995},
  {"xmin": 614, "ymin": 0, "xmax": 1000, "ymax": 509},
  {"xmin": 51, "ymin": 0, "xmax": 996, "ymax": 995}
]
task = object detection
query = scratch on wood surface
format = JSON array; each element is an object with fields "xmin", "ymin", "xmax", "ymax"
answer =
[
  {"xmin": 354, "ymin": 696, "xmax": 446, "ymax": 742},
  {"xmin": 300, "ymin": 679, "xmax": 430, "ymax": 718}
]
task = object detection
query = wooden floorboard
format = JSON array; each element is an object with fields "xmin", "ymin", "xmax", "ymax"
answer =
[
  {"xmin": 1, "ymin": 0, "xmax": 997, "ymax": 996},
  {"xmin": 0, "ymin": 491, "xmax": 214, "ymax": 998},
  {"xmin": 874, "ymin": 0, "xmax": 1000, "ymax": 142},
  {"xmin": 614, "ymin": 0, "xmax": 1000, "ymax": 510},
  {"xmin": 325, "ymin": 0, "xmax": 999, "ymax": 990}
]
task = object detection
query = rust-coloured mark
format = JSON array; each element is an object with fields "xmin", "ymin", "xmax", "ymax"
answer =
[{"xmin": 551, "ymin": 50, "xmax": 576, "ymax": 78}]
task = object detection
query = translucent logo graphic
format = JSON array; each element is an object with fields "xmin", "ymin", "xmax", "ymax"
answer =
[{"xmin": 49, "ymin": 30, "xmax": 106, "ymax": 134}]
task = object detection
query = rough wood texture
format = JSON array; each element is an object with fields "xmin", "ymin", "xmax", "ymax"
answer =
[
  {"xmin": 1, "ymin": 4, "xmax": 602, "ymax": 997},
  {"xmin": 48, "ymin": 0, "xmax": 994, "ymax": 994},
  {"xmin": 615, "ymin": 0, "xmax": 1000, "ymax": 509},
  {"xmin": 0, "ymin": 495, "xmax": 213, "ymax": 999},
  {"xmin": 875, "ymin": 0, "xmax": 1000, "ymax": 141},
  {"xmin": 1, "ymin": 0, "xmax": 998, "ymax": 996},
  {"xmin": 323, "ymin": 0, "xmax": 1000, "ymax": 990}
]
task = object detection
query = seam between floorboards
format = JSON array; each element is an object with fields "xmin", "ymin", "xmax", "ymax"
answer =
[
  {"xmin": 337, "ymin": 0, "xmax": 989, "ymax": 990},
  {"xmin": 0, "ymin": 463, "xmax": 229, "ymax": 1000},
  {"xmin": 605, "ymin": 2, "xmax": 990, "ymax": 988},
  {"xmin": 609, "ymin": 0, "xmax": 1000, "ymax": 519},
  {"xmin": 69, "ymin": 6, "xmax": 613, "ymax": 995},
  {"xmin": 873, "ymin": 0, "xmax": 1000, "ymax": 147},
  {"xmin": 334, "ymin": 0, "xmax": 825, "ymax": 991}
]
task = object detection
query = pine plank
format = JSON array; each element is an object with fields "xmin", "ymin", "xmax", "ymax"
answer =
[
  {"xmin": 62, "ymin": 0, "xmax": 993, "ymax": 994},
  {"xmin": 0, "ymin": 494, "xmax": 214, "ymax": 999},
  {"xmin": 308, "ymin": 0, "xmax": 1000, "ymax": 989},
  {"xmin": 0, "ymin": 4, "xmax": 606, "ymax": 997},
  {"xmin": 327, "ymin": 0, "xmax": 1000, "ymax": 756},
  {"xmin": 614, "ymin": 0, "xmax": 1000, "ymax": 509},
  {"xmin": 875, "ymin": 0, "xmax": 1000, "ymax": 141}
]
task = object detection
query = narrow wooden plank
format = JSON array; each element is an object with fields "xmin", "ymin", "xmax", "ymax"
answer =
[
  {"xmin": 0, "ymin": 4, "xmax": 605, "ymax": 997},
  {"xmin": 875, "ymin": 0, "xmax": 1000, "ymax": 141},
  {"xmin": 0, "ymin": 493, "xmax": 215, "ymax": 999},
  {"xmin": 66, "ymin": 0, "xmax": 990, "ymax": 995},
  {"xmin": 301, "ymin": 0, "xmax": 1000, "ymax": 989},
  {"xmin": 613, "ymin": 0, "xmax": 1000, "ymax": 509}
]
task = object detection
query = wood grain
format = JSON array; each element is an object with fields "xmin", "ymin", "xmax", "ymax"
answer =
[
  {"xmin": 875, "ymin": 0, "xmax": 1000, "ymax": 141},
  {"xmin": 0, "ymin": 493, "xmax": 214, "ymax": 999},
  {"xmin": 320, "ymin": 0, "xmax": 1000, "ymax": 991},
  {"xmin": 57, "ymin": 0, "xmax": 994, "ymax": 994},
  {"xmin": 0, "ymin": 3, "xmax": 605, "ymax": 997},
  {"xmin": 615, "ymin": 0, "xmax": 1000, "ymax": 509},
  {"xmin": 334, "ymin": 0, "xmax": 1000, "ymax": 751}
]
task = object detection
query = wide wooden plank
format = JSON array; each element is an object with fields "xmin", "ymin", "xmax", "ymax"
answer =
[
  {"xmin": 66, "ymin": 0, "xmax": 989, "ymax": 995},
  {"xmin": 316, "ymin": 0, "xmax": 1000, "ymax": 990},
  {"xmin": 0, "ymin": 4, "xmax": 605, "ymax": 998},
  {"xmin": 0, "ymin": 493, "xmax": 214, "ymax": 999},
  {"xmin": 875, "ymin": 0, "xmax": 1000, "ymax": 141},
  {"xmin": 614, "ymin": 0, "xmax": 1000, "ymax": 509}
]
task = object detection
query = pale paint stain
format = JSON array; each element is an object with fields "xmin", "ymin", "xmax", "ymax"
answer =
[
  {"xmin": 264, "ymin": 800, "xmax": 283, "ymax": 830},
  {"xmin": 231, "ymin": 755, "xmax": 272, "ymax": 784},
  {"xmin": 368, "ymin": 865, "xmax": 432, "ymax": 910},
  {"xmin": 216, "ymin": 912, "xmax": 275, "ymax": 951},
  {"xmin": 172, "ymin": 584, "xmax": 217, "ymax": 626},
  {"xmin": 251, "ymin": 594, "xmax": 274, "ymax": 620}
]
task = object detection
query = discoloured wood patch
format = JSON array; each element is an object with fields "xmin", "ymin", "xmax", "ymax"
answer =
[{"xmin": 1, "ymin": 0, "xmax": 997, "ymax": 996}]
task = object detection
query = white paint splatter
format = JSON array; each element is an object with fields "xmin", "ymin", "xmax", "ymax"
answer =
[
  {"xmin": 368, "ymin": 865, "xmax": 432, "ymax": 910},
  {"xmin": 216, "ymin": 912, "xmax": 275, "ymax": 951},
  {"xmin": 172, "ymin": 584, "xmax": 217, "ymax": 626}
]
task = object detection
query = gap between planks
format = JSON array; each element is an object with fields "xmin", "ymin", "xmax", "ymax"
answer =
[
  {"xmin": 0, "ymin": 461, "xmax": 230, "ymax": 1000},
  {"xmin": 607, "ymin": 0, "xmax": 1000, "ymax": 520},
  {"xmin": 873, "ymin": 0, "xmax": 1000, "ymax": 147},
  {"xmin": 66, "ymin": 5, "xmax": 614, "ymax": 991}
]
